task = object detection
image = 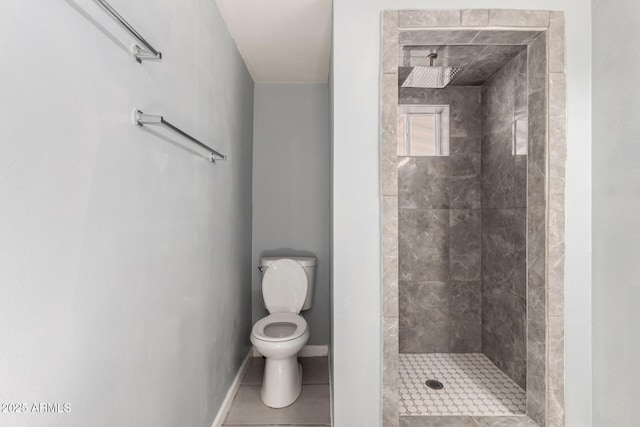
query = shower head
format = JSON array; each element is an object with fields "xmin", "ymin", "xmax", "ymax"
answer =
[{"xmin": 401, "ymin": 53, "xmax": 462, "ymax": 89}]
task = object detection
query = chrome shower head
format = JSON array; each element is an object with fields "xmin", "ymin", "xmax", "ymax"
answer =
[{"xmin": 401, "ymin": 53, "xmax": 462, "ymax": 89}]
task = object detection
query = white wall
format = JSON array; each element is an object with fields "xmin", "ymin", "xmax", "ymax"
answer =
[
  {"xmin": 0, "ymin": 1, "xmax": 254, "ymax": 426},
  {"xmin": 252, "ymin": 84, "xmax": 331, "ymax": 344},
  {"xmin": 331, "ymin": 2, "xmax": 592, "ymax": 426},
  {"xmin": 592, "ymin": 0, "xmax": 640, "ymax": 425}
]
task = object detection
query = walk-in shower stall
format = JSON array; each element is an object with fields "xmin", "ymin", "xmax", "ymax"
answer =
[
  {"xmin": 398, "ymin": 40, "xmax": 534, "ymax": 416},
  {"xmin": 380, "ymin": 9, "xmax": 567, "ymax": 427}
]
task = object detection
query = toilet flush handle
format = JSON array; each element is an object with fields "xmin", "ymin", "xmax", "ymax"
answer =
[{"xmin": 258, "ymin": 266, "xmax": 265, "ymax": 272}]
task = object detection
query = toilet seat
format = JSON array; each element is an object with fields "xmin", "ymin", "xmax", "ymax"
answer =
[{"xmin": 251, "ymin": 313, "xmax": 308, "ymax": 342}]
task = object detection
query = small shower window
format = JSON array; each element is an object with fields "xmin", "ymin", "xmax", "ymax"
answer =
[{"xmin": 397, "ymin": 105, "xmax": 450, "ymax": 156}]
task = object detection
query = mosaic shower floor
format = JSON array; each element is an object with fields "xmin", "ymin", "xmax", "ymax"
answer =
[{"xmin": 399, "ymin": 353, "xmax": 526, "ymax": 417}]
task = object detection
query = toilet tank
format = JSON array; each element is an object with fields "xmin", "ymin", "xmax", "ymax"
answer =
[{"xmin": 259, "ymin": 256, "xmax": 317, "ymax": 311}]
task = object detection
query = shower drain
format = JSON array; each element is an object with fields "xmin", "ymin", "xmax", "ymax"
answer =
[{"xmin": 425, "ymin": 379, "xmax": 444, "ymax": 390}]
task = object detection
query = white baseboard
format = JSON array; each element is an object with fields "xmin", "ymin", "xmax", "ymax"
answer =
[
  {"xmin": 211, "ymin": 349, "xmax": 252, "ymax": 427},
  {"xmin": 252, "ymin": 344, "xmax": 329, "ymax": 358},
  {"xmin": 299, "ymin": 345, "xmax": 329, "ymax": 357}
]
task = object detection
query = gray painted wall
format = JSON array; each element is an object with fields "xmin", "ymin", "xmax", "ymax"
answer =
[
  {"xmin": 398, "ymin": 87, "xmax": 483, "ymax": 354},
  {"xmin": 592, "ymin": 0, "xmax": 640, "ymax": 425},
  {"xmin": 332, "ymin": 2, "xmax": 592, "ymax": 426},
  {"xmin": 0, "ymin": 1, "xmax": 254, "ymax": 426},
  {"xmin": 252, "ymin": 83, "xmax": 331, "ymax": 345}
]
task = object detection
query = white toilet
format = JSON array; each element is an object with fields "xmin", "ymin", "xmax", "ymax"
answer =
[{"xmin": 250, "ymin": 256, "xmax": 316, "ymax": 408}]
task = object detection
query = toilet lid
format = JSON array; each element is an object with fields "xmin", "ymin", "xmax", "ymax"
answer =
[{"xmin": 262, "ymin": 259, "xmax": 308, "ymax": 313}]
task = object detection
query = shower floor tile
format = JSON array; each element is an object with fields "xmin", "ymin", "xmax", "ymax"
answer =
[{"xmin": 399, "ymin": 353, "xmax": 526, "ymax": 417}]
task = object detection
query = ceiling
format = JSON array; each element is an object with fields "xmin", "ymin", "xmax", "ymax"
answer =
[
  {"xmin": 215, "ymin": 0, "xmax": 332, "ymax": 83},
  {"xmin": 399, "ymin": 45, "xmax": 527, "ymax": 86}
]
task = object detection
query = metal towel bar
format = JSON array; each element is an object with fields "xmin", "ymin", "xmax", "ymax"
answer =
[
  {"xmin": 134, "ymin": 110, "xmax": 226, "ymax": 163},
  {"xmin": 95, "ymin": 0, "xmax": 162, "ymax": 62}
]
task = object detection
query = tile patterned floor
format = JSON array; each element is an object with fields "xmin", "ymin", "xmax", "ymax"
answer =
[
  {"xmin": 399, "ymin": 353, "xmax": 526, "ymax": 417},
  {"xmin": 222, "ymin": 356, "xmax": 331, "ymax": 426}
]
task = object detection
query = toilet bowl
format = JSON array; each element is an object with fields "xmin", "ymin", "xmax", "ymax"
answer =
[
  {"xmin": 250, "ymin": 258, "xmax": 313, "ymax": 408},
  {"xmin": 250, "ymin": 313, "xmax": 309, "ymax": 407}
]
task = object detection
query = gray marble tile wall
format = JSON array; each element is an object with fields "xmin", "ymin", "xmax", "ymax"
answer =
[
  {"xmin": 480, "ymin": 49, "xmax": 529, "ymax": 389},
  {"xmin": 398, "ymin": 87, "xmax": 482, "ymax": 354},
  {"xmin": 382, "ymin": 12, "xmax": 400, "ymax": 427},
  {"xmin": 526, "ymin": 34, "xmax": 549, "ymax": 426}
]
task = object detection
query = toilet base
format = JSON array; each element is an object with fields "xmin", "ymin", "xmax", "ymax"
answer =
[{"xmin": 260, "ymin": 357, "xmax": 302, "ymax": 408}]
